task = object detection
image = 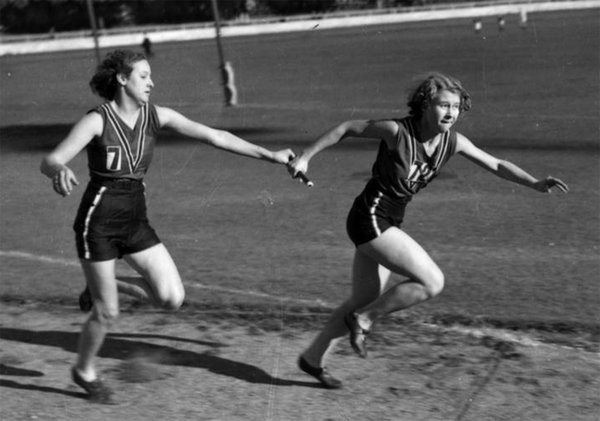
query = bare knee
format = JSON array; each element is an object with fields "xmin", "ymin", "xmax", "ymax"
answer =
[
  {"xmin": 161, "ymin": 296, "xmax": 183, "ymax": 311},
  {"xmin": 91, "ymin": 302, "xmax": 119, "ymax": 325},
  {"xmin": 157, "ymin": 288, "xmax": 185, "ymax": 311},
  {"xmin": 423, "ymin": 268, "xmax": 445, "ymax": 299}
]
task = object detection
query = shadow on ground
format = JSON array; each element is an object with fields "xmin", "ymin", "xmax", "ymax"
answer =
[{"xmin": 0, "ymin": 327, "xmax": 317, "ymax": 389}]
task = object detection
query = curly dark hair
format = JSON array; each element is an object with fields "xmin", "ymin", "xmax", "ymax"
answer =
[
  {"xmin": 407, "ymin": 73, "xmax": 471, "ymax": 120},
  {"xmin": 89, "ymin": 50, "xmax": 147, "ymax": 100}
]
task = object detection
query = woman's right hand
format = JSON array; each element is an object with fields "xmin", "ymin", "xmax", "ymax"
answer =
[
  {"xmin": 286, "ymin": 154, "xmax": 309, "ymax": 181},
  {"xmin": 52, "ymin": 166, "xmax": 79, "ymax": 197}
]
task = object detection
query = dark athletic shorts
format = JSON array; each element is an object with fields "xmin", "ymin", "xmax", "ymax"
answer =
[
  {"xmin": 73, "ymin": 178, "xmax": 161, "ymax": 261},
  {"xmin": 346, "ymin": 183, "xmax": 410, "ymax": 247}
]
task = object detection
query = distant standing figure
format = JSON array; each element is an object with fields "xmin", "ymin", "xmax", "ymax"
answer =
[
  {"xmin": 287, "ymin": 72, "xmax": 568, "ymax": 389},
  {"xmin": 40, "ymin": 49, "xmax": 295, "ymax": 403},
  {"xmin": 141, "ymin": 34, "xmax": 153, "ymax": 57},
  {"xmin": 498, "ymin": 16, "xmax": 506, "ymax": 32}
]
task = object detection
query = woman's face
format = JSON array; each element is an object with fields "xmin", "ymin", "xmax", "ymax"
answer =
[
  {"xmin": 422, "ymin": 89, "xmax": 461, "ymax": 133},
  {"xmin": 123, "ymin": 59, "xmax": 153, "ymax": 104}
]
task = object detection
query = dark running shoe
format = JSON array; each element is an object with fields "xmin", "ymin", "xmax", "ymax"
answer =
[
  {"xmin": 78, "ymin": 287, "xmax": 92, "ymax": 312},
  {"xmin": 344, "ymin": 312, "xmax": 370, "ymax": 358},
  {"xmin": 71, "ymin": 367, "xmax": 115, "ymax": 404},
  {"xmin": 298, "ymin": 356, "xmax": 342, "ymax": 389}
]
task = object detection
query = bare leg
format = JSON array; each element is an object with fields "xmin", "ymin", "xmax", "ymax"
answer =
[
  {"xmin": 301, "ymin": 249, "xmax": 383, "ymax": 367},
  {"xmin": 75, "ymin": 259, "xmax": 119, "ymax": 381},
  {"xmin": 75, "ymin": 244, "xmax": 183, "ymax": 379},
  {"xmin": 115, "ymin": 277, "xmax": 152, "ymax": 301},
  {"xmin": 301, "ymin": 227, "xmax": 443, "ymax": 366},
  {"xmin": 79, "ymin": 272, "xmax": 152, "ymax": 313},
  {"xmin": 355, "ymin": 228, "xmax": 444, "ymax": 329},
  {"xmin": 81, "ymin": 244, "xmax": 185, "ymax": 310},
  {"xmin": 123, "ymin": 243, "xmax": 184, "ymax": 310}
]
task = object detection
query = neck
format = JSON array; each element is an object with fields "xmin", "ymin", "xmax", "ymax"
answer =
[
  {"xmin": 414, "ymin": 117, "xmax": 437, "ymax": 143},
  {"xmin": 112, "ymin": 95, "xmax": 142, "ymax": 115}
]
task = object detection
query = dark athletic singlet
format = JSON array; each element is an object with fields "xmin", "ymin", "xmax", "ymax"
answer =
[
  {"xmin": 86, "ymin": 102, "xmax": 160, "ymax": 180},
  {"xmin": 370, "ymin": 116, "xmax": 457, "ymax": 200},
  {"xmin": 346, "ymin": 117, "xmax": 458, "ymax": 246}
]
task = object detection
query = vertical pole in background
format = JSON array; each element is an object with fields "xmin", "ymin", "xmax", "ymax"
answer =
[
  {"xmin": 85, "ymin": 0, "xmax": 101, "ymax": 64},
  {"xmin": 210, "ymin": 0, "xmax": 238, "ymax": 106}
]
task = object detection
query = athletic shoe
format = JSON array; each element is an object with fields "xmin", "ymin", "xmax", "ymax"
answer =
[
  {"xmin": 71, "ymin": 367, "xmax": 115, "ymax": 404},
  {"xmin": 344, "ymin": 312, "xmax": 370, "ymax": 358},
  {"xmin": 78, "ymin": 287, "xmax": 92, "ymax": 312},
  {"xmin": 298, "ymin": 356, "xmax": 342, "ymax": 389}
]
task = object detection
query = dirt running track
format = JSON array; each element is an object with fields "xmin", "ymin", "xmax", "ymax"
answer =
[{"xmin": 1, "ymin": 301, "xmax": 598, "ymax": 421}]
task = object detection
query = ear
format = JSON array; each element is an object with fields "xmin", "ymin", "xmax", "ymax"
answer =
[{"xmin": 116, "ymin": 73, "xmax": 128, "ymax": 86}]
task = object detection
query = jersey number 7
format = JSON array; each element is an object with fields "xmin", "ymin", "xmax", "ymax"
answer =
[{"xmin": 106, "ymin": 146, "xmax": 122, "ymax": 172}]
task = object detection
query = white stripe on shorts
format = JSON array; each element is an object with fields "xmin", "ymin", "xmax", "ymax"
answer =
[
  {"xmin": 82, "ymin": 186, "xmax": 107, "ymax": 259},
  {"xmin": 368, "ymin": 191, "xmax": 383, "ymax": 238}
]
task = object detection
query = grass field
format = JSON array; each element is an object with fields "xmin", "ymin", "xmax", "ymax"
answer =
[{"xmin": 1, "ymin": 8, "xmax": 599, "ymax": 420}]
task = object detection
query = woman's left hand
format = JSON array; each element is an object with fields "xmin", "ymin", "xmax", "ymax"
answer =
[
  {"xmin": 533, "ymin": 176, "xmax": 569, "ymax": 193},
  {"xmin": 52, "ymin": 166, "xmax": 79, "ymax": 197}
]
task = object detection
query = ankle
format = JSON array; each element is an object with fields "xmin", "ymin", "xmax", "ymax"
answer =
[
  {"xmin": 73, "ymin": 366, "xmax": 97, "ymax": 382},
  {"xmin": 300, "ymin": 353, "xmax": 321, "ymax": 368}
]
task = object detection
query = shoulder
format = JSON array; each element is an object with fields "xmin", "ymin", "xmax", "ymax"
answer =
[
  {"xmin": 368, "ymin": 118, "xmax": 401, "ymax": 133},
  {"xmin": 375, "ymin": 117, "xmax": 413, "ymax": 149},
  {"xmin": 56, "ymin": 109, "xmax": 103, "ymax": 147},
  {"xmin": 394, "ymin": 117, "xmax": 414, "ymax": 137},
  {"xmin": 454, "ymin": 131, "xmax": 471, "ymax": 149},
  {"xmin": 79, "ymin": 109, "xmax": 104, "ymax": 133},
  {"xmin": 153, "ymin": 104, "xmax": 182, "ymax": 128},
  {"xmin": 357, "ymin": 119, "xmax": 401, "ymax": 146}
]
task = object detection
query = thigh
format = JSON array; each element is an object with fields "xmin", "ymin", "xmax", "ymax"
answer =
[
  {"xmin": 358, "ymin": 227, "xmax": 442, "ymax": 285},
  {"xmin": 124, "ymin": 243, "xmax": 184, "ymax": 302},
  {"xmin": 80, "ymin": 259, "xmax": 119, "ymax": 315}
]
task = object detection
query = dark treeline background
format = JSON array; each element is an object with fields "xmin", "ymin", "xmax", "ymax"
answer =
[{"xmin": 0, "ymin": 0, "xmax": 464, "ymax": 34}]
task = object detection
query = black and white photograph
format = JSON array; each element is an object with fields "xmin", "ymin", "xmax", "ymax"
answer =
[{"xmin": 0, "ymin": 0, "xmax": 598, "ymax": 420}]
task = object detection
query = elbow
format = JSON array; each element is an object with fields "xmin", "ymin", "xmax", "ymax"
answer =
[
  {"xmin": 208, "ymin": 129, "xmax": 228, "ymax": 148},
  {"xmin": 341, "ymin": 120, "xmax": 366, "ymax": 137},
  {"xmin": 40, "ymin": 156, "xmax": 51, "ymax": 176}
]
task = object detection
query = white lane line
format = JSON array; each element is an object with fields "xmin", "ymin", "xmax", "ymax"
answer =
[
  {"xmin": 0, "ymin": 249, "xmax": 333, "ymax": 308},
  {"xmin": 0, "ymin": 250, "xmax": 80, "ymax": 267}
]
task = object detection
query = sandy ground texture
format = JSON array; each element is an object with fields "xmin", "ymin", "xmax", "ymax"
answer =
[{"xmin": 1, "ymin": 301, "xmax": 598, "ymax": 421}]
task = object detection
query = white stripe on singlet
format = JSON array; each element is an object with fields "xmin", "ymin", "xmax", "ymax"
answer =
[
  {"xmin": 132, "ymin": 104, "xmax": 149, "ymax": 169},
  {"xmin": 368, "ymin": 190, "xmax": 383, "ymax": 238},
  {"xmin": 102, "ymin": 103, "xmax": 149, "ymax": 173},
  {"xmin": 103, "ymin": 104, "xmax": 135, "ymax": 172},
  {"xmin": 82, "ymin": 186, "xmax": 107, "ymax": 259},
  {"xmin": 433, "ymin": 131, "xmax": 449, "ymax": 170},
  {"xmin": 405, "ymin": 119, "xmax": 417, "ymax": 167}
]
